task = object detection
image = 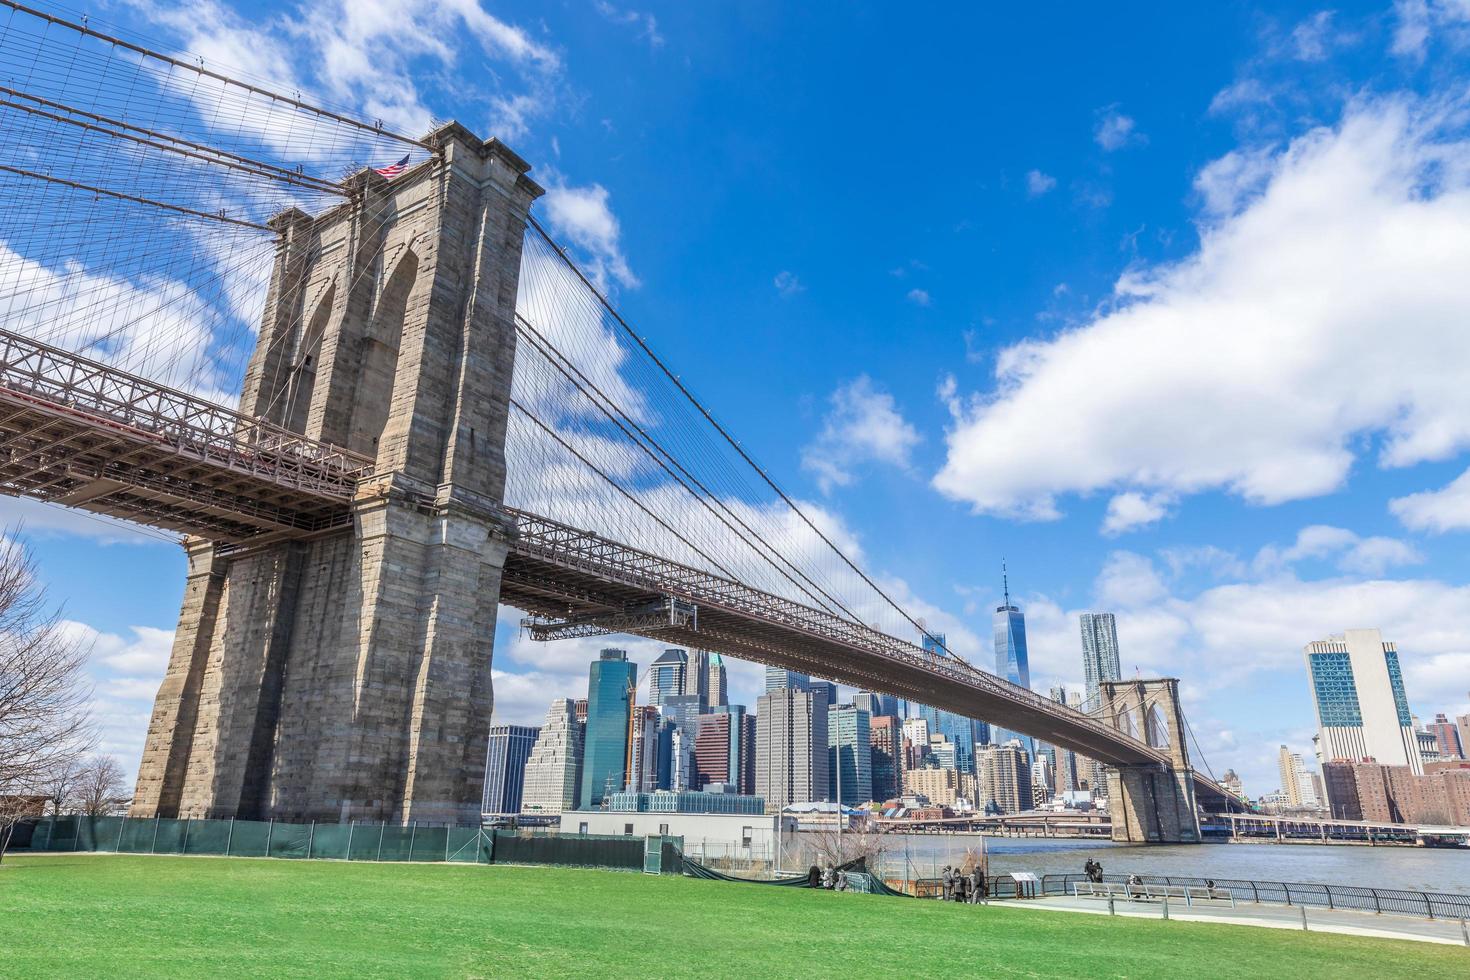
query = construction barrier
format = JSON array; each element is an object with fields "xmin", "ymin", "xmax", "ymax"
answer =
[{"xmin": 19, "ymin": 816, "xmax": 682, "ymax": 873}]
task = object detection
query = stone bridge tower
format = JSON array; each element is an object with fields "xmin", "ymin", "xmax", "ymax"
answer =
[
  {"xmin": 1099, "ymin": 678, "xmax": 1202, "ymax": 843},
  {"xmin": 130, "ymin": 125, "xmax": 541, "ymax": 826}
]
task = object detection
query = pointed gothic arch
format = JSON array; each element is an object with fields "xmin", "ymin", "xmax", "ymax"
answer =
[
  {"xmin": 1146, "ymin": 703, "xmax": 1171, "ymax": 749},
  {"xmin": 348, "ymin": 248, "xmax": 419, "ymax": 455},
  {"xmin": 284, "ymin": 283, "xmax": 335, "ymax": 433}
]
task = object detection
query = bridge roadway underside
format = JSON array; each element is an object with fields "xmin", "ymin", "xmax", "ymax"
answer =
[
  {"xmin": 503, "ymin": 561, "xmax": 1137, "ymax": 766},
  {"xmin": 499, "ymin": 511, "xmax": 1246, "ymax": 814}
]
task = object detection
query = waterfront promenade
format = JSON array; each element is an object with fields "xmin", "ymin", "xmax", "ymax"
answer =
[{"xmin": 1009, "ymin": 894, "xmax": 1470, "ymax": 947}]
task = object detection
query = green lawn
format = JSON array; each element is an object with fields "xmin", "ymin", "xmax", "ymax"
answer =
[{"xmin": 0, "ymin": 854, "xmax": 1465, "ymax": 978}]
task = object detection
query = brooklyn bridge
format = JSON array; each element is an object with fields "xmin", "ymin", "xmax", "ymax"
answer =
[{"xmin": 0, "ymin": 1, "xmax": 1242, "ymax": 841}]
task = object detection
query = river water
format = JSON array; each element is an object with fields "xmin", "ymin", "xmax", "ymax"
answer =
[{"xmin": 867, "ymin": 834, "xmax": 1470, "ymax": 894}]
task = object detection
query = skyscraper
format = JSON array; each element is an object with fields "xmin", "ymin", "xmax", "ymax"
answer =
[
  {"xmin": 684, "ymin": 649, "xmax": 711, "ymax": 708},
  {"xmin": 828, "ymin": 704, "xmax": 873, "ymax": 806},
  {"xmin": 482, "ymin": 724, "xmax": 540, "ymax": 815},
  {"xmin": 693, "ymin": 705, "xmax": 756, "ymax": 793},
  {"xmin": 977, "ymin": 742, "xmax": 1032, "ymax": 815},
  {"xmin": 660, "ymin": 694, "xmax": 704, "ymax": 791},
  {"xmin": 1278, "ymin": 744, "xmax": 1322, "ymax": 809},
  {"xmin": 810, "ymin": 680, "xmax": 838, "ymax": 708},
  {"xmin": 1427, "ymin": 713, "xmax": 1465, "ymax": 760},
  {"xmin": 994, "ymin": 566, "xmax": 1031, "ymax": 688},
  {"xmin": 765, "ymin": 665, "xmax": 810, "ymax": 692},
  {"xmin": 1305, "ymin": 628, "xmax": 1421, "ymax": 775},
  {"xmin": 1046, "ymin": 686, "xmax": 1081, "ymax": 794},
  {"xmin": 581, "ymin": 648, "xmax": 638, "ymax": 808},
  {"xmin": 520, "ymin": 699, "xmax": 583, "ymax": 815},
  {"xmin": 1080, "ymin": 612, "xmax": 1122, "ymax": 709},
  {"xmin": 628, "ymin": 705, "xmax": 665, "ymax": 792},
  {"xmin": 992, "ymin": 574, "xmax": 1032, "ymax": 751},
  {"xmin": 902, "ymin": 717, "xmax": 930, "ymax": 770},
  {"xmin": 754, "ymin": 686, "xmax": 829, "ymax": 812},
  {"xmin": 648, "ymin": 649, "xmax": 688, "ymax": 707},
  {"xmin": 915, "ymin": 631, "xmax": 985, "ymax": 772},
  {"xmin": 707, "ymin": 653, "xmax": 729, "ymax": 709},
  {"xmin": 869, "ymin": 714, "xmax": 904, "ymax": 801},
  {"xmin": 854, "ymin": 691, "xmax": 901, "ymax": 719}
]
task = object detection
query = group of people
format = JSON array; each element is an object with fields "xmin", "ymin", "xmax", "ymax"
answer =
[
  {"xmin": 1082, "ymin": 859, "xmax": 1105, "ymax": 883},
  {"xmin": 938, "ymin": 865, "xmax": 987, "ymax": 903},
  {"xmin": 809, "ymin": 864, "xmax": 852, "ymax": 891}
]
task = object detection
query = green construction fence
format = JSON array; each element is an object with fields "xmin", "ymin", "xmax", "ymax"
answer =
[{"xmin": 21, "ymin": 816, "xmax": 683, "ymax": 873}]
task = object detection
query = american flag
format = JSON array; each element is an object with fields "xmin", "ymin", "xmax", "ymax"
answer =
[{"xmin": 373, "ymin": 154, "xmax": 410, "ymax": 179}]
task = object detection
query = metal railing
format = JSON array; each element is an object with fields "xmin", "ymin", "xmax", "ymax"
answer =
[
  {"xmin": 0, "ymin": 328, "xmax": 374, "ymax": 496},
  {"xmin": 506, "ymin": 508, "xmax": 1171, "ymax": 767},
  {"xmin": 1038, "ymin": 873, "xmax": 1470, "ymax": 920}
]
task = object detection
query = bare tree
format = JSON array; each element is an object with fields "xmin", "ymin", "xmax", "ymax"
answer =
[
  {"xmin": 70, "ymin": 756, "xmax": 128, "ymax": 817},
  {"xmin": 0, "ymin": 531, "xmax": 95, "ymax": 862},
  {"xmin": 44, "ymin": 756, "xmax": 82, "ymax": 817},
  {"xmin": 802, "ymin": 826, "xmax": 890, "ymax": 870}
]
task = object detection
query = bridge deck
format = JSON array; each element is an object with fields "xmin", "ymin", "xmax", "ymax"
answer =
[
  {"xmin": 501, "ymin": 508, "xmax": 1167, "ymax": 769},
  {"xmin": 0, "ymin": 329, "xmax": 373, "ymax": 540}
]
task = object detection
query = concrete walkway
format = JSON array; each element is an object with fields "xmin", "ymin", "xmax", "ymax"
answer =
[{"xmin": 998, "ymin": 894, "xmax": 1470, "ymax": 947}]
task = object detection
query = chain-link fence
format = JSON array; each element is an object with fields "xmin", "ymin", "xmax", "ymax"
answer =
[{"xmin": 19, "ymin": 816, "xmax": 683, "ymax": 873}]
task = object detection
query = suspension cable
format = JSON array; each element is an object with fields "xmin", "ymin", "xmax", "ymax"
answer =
[
  {"xmin": 0, "ymin": 164, "xmax": 271, "ymax": 230},
  {"xmin": 0, "ymin": 0, "xmax": 430, "ymax": 149},
  {"xmin": 526, "ymin": 215, "xmax": 975, "ymax": 667}
]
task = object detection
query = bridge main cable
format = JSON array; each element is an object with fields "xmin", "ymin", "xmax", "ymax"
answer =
[
  {"xmin": 0, "ymin": 164, "xmax": 271, "ymax": 230},
  {"xmin": 526, "ymin": 216, "xmax": 978, "ymax": 667},
  {"xmin": 0, "ymin": 87, "xmax": 348, "ymax": 195},
  {"xmin": 0, "ymin": 0, "xmax": 431, "ymax": 150}
]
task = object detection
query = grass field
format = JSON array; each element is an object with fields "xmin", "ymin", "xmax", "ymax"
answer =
[{"xmin": 1, "ymin": 854, "xmax": 1467, "ymax": 978}]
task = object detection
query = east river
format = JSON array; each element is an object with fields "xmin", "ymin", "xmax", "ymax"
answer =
[{"xmin": 870, "ymin": 834, "xmax": 1470, "ymax": 893}]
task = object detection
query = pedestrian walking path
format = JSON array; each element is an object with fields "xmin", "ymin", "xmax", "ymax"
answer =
[{"xmin": 1004, "ymin": 894, "xmax": 1470, "ymax": 946}]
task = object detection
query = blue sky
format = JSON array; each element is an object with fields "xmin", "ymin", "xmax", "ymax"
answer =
[{"xmin": 10, "ymin": 0, "xmax": 1470, "ymax": 797}]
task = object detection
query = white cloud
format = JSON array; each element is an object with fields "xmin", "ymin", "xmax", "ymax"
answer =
[
  {"xmin": 1390, "ymin": 466, "xmax": 1470, "ymax": 532},
  {"xmin": 1159, "ymin": 545, "xmax": 1248, "ymax": 581},
  {"xmin": 933, "ymin": 95, "xmax": 1470, "ymax": 521},
  {"xmin": 1391, "ymin": 0, "xmax": 1470, "ymax": 60},
  {"xmin": 132, "ymin": 0, "xmax": 561, "ymax": 145},
  {"xmin": 1018, "ymin": 550, "xmax": 1470, "ymax": 790},
  {"xmin": 1209, "ymin": 78, "xmax": 1273, "ymax": 116},
  {"xmin": 1094, "ymin": 105, "xmax": 1144, "ymax": 151},
  {"xmin": 1290, "ymin": 10, "xmax": 1347, "ymax": 61},
  {"xmin": 104, "ymin": 677, "xmax": 168, "ymax": 701},
  {"xmin": 594, "ymin": 2, "xmax": 665, "ymax": 48},
  {"xmin": 1101, "ymin": 491, "xmax": 1175, "ymax": 536},
  {"xmin": 1025, "ymin": 169, "xmax": 1057, "ymax": 196},
  {"xmin": 1254, "ymin": 525, "xmax": 1422, "ymax": 576},
  {"xmin": 0, "ymin": 497, "xmax": 174, "ymax": 546},
  {"xmin": 48, "ymin": 620, "xmax": 177, "ymax": 784},
  {"xmin": 60, "ymin": 622, "xmax": 176, "ymax": 675},
  {"xmin": 540, "ymin": 180, "xmax": 640, "ymax": 290},
  {"xmin": 801, "ymin": 376, "xmax": 922, "ymax": 493},
  {"xmin": 1192, "ymin": 145, "xmax": 1277, "ymax": 217},
  {"xmin": 906, "ymin": 288, "xmax": 931, "ymax": 307},
  {"xmin": 774, "ymin": 270, "xmax": 804, "ymax": 297}
]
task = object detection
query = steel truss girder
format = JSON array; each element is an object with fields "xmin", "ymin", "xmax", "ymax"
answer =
[
  {"xmin": 502, "ymin": 506, "xmax": 1173, "ymax": 768},
  {"xmin": 0, "ymin": 329, "xmax": 373, "ymax": 494},
  {"xmin": 521, "ymin": 596, "xmax": 698, "ymax": 642}
]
